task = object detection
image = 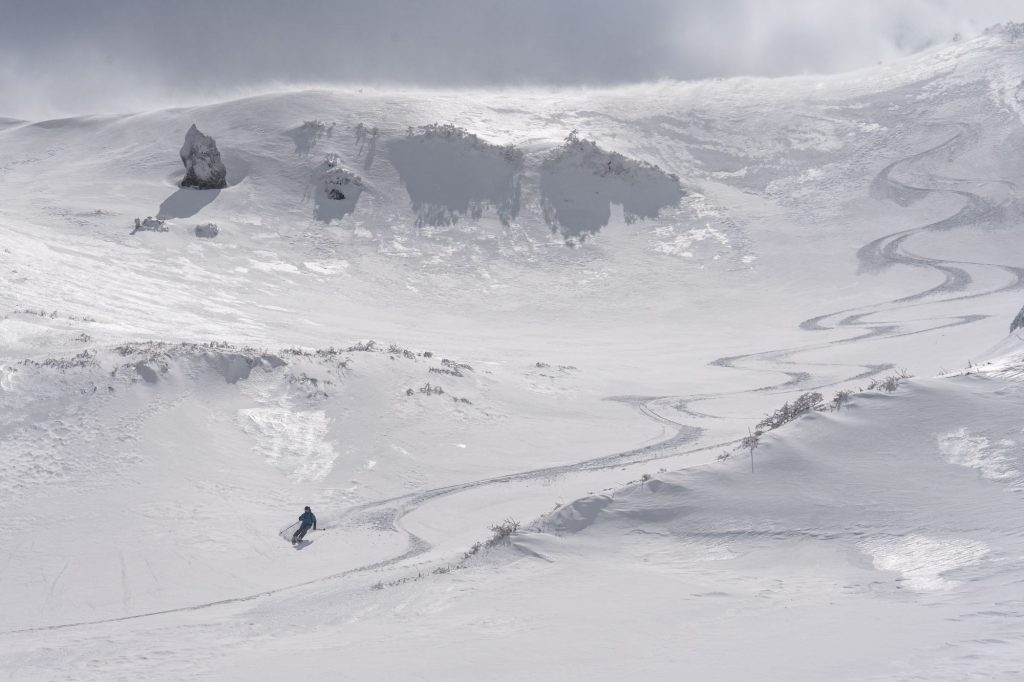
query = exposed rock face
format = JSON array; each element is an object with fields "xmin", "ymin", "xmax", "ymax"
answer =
[
  {"xmin": 313, "ymin": 154, "xmax": 364, "ymax": 223},
  {"xmin": 325, "ymin": 169, "xmax": 361, "ymax": 200},
  {"xmin": 194, "ymin": 223, "xmax": 219, "ymax": 238},
  {"xmin": 1012, "ymin": 304, "xmax": 1024, "ymax": 333},
  {"xmin": 179, "ymin": 124, "xmax": 227, "ymax": 189}
]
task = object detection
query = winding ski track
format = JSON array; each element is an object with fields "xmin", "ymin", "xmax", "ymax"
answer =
[
  {"xmin": 705, "ymin": 122, "xmax": 1022, "ymax": 401},
  {"xmin": 5, "ymin": 122, "xmax": 1020, "ymax": 638}
]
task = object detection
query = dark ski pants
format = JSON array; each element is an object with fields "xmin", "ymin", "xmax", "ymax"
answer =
[{"xmin": 292, "ymin": 523, "xmax": 312, "ymax": 542}]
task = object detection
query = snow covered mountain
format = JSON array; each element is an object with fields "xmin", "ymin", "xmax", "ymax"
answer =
[{"xmin": 2, "ymin": 25, "xmax": 1024, "ymax": 681}]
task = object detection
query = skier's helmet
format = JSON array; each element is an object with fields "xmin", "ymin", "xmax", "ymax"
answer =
[{"xmin": 304, "ymin": 506, "xmax": 311, "ymax": 512}]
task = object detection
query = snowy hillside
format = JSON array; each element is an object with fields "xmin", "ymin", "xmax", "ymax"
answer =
[{"xmin": 3, "ymin": 25, "xmax": 1024, "ymax": 681}]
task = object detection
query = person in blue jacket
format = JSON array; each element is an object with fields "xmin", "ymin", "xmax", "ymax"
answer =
[{"xmin": 292, "ymin": 506, "xmax": 317, "ymax": 544}]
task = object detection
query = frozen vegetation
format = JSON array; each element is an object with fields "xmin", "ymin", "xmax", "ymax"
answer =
[{"xmin": 130, "ymin": 216, "xmax": 167, "ymax": 234}]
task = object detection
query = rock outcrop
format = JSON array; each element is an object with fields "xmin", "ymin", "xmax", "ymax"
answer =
[
  {"xmin": 194, "ymin": 223, "xmax": 219, "ymax": 239},
  {"xmin": 324, "ymin": 168, "xmax": 361, "ymax": 201},
  {"xmin": 179, "ymin": 124, "xmax": 227, "ymax": 189},
  {"xmin": 313, "ymin": 154, "xmax": 364, "ymax": 223}
]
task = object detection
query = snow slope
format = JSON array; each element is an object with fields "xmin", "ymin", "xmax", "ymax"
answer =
[
  {"xmin": 223, "ymin": 372, "xmax": 1024, "ymax": 681},
  {"xmin": 2, "ymin": 25, "xmax": 1024, "ymax": 681}
]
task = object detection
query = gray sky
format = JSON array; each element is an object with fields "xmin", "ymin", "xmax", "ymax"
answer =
[{"xmin": 1, "ymin": 0, "xmax": 1022, "ymax": 118}]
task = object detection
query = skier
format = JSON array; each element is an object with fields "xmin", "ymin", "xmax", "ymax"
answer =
[{"xmin": 292, "ymin": 506, "xmax": 317, "ymax": 544}]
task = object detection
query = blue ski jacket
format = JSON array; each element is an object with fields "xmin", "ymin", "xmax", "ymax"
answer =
[{"xmin": 299, "ymin": 511, "xmax": 317, "ymax": 528}]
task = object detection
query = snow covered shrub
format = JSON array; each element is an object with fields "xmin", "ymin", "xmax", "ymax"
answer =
[
  {"xmin": 16, "ymin": 308, "xmax": 59, "ymax": 319},
  {"xmin": 346, "ymin": 340, "xmax": 377, "ymax": 352},
  {"xmin": 417, "ymin": 382, "xmax": 444, "ymax": 395},
  {"xmin": 756, "ymin": 392, "xmax": 824, "ymax": 433},
  {"xmin": 287, "ymin": 372, "xmax": 331, "ymax": 400},
  {"xmin": 740, "ymin": 430, "xmax": 761, "ymax": 472},
  {"xmin": 300, "ymin": 120, "xmax": 334, "ymax": 140},
  {"xmin": 866, "ymin": 369, "xmax": 912, "ymax": 392},
  {"xmin": 460, "ymin": 520, "xmax": 520, "ymax": 560},
  {"xmin": 995, "ymin": 22, "xmax": 1024, "ymax": 41},
  {"xmin": 830, "ymin": 389, "xmax": 855, "ymax": 411},
  {"xmin": 384, "ymin": 343, "xmax": 415, "ymax": 359},
  {"xmin": 403, "ymin": 123, "xmax": 523, "ymax": 164},
  {"xmin": 430, "ymin": 359, "xmax": 472, "ymax": 377},
  {"xmin": 130, "ymin": 216, "xmax": 167, "ymax": 234},
  {"xmin": 354, "ymin": 122, "xmax": 378, "ymax": 145},
  {"xmin": 20, "ymin": 349, "xmax": 98, "ymax": 371},
  {"xmin": 487, "ymin": 518, "xmax": 521, "ymax": 546}
]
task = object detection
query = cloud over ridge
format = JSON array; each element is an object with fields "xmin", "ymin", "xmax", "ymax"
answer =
[{"xmin": 1, "ymin": 0, "xmax": 1022, "ymax": 118}]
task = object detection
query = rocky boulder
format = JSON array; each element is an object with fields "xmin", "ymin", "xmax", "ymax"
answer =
[
  {"xmin": 194, "ymin": 223, "xmax": 219, "ymax": 239},
  {"xmin": 1012, "ymin": 303, "xmax": 1024, "ymax": 333},
  {"xmin": 179, "ymin": 124, "xmax": 227, "ymax": 189}
]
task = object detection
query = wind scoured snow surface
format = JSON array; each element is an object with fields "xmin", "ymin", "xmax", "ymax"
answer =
[{"xmin": 4, "ymin": 25, "xmax": 1024, "ymax": 681}]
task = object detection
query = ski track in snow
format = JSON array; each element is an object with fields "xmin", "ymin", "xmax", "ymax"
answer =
[
  {"xmin": 4, "ymin": 118, "xmax": 1019, "ymax": 637},
  {"xmin": 709, "ymin": 122, "xmax": 1023, "ymax": 399}
]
